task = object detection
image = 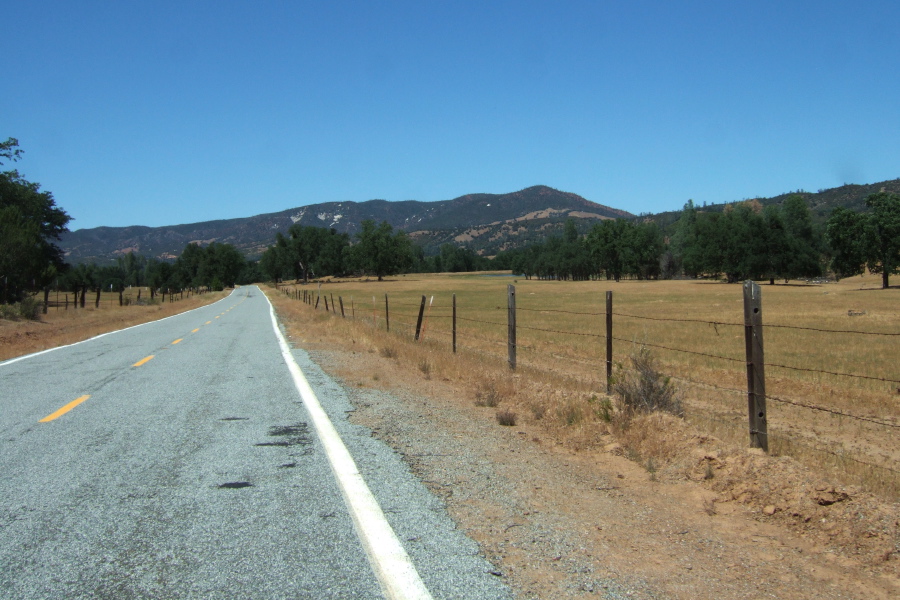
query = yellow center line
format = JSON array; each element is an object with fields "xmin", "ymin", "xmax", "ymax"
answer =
[
  {"xmin": 205, "ymin": 321, "xmax": 212, "ymax": 325},
  {"xmin": 40, "ymin": 395, "xmax": 91, "ymax": 423},
  {"xmin": 215, "ymin": 316, "xmax": 220, "ymax": 319},
  {"xmin": 171, "ymin": 338, "xmax": 183, "ymax": 345},
  {"xmin": 191, "ymin": 328, "xmax": 200, "ymax": 333},
  {"xmin": 133, "ymin": 355, "xmax": 155, "ymax": 367}
]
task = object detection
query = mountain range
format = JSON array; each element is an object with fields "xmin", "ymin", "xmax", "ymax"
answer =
[
  {"xmin": 58, "ymin": 179, "xmax": 900, "ymax": 264},
  {"xmin": 58, "ymin": 185, "xmax": 631, "ymax": 263}
]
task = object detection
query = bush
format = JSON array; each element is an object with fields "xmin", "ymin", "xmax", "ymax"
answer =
[
  {"xmin": 496, "ymin": 409, "xmax": 517, "ymax": 426},
  {"xmin": 613, "ymin": 346, "xmax": 683, "ymax": 417},
  {"xmin": 474, "ymin": 380, "xmax": 503, "ymax": 407},
  {"xmin": 0, "ymin": 296, "xmax": 42, "ymax": 321},
  {"xmin": 18, "ymin": 295, "xmax": 41, "ymax": 320}
]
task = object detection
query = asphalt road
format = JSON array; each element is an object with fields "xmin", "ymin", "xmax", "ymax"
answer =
[{"xmin": 0, "ymin": 286, "xmax": 511, "ymax": 599}]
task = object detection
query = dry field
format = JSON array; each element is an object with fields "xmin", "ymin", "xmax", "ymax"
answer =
[
  {"xmin": 0, "ymin": 288, "xmax": 229, "ymax": 363},
  {"xmin": 278, "ymin": 272, "xmax": 900, "ymax": 501}
]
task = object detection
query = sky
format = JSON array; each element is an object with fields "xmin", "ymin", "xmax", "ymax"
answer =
[{"xmin": 4, "ymin": 1, "xmax": 899, "ymax": 231}]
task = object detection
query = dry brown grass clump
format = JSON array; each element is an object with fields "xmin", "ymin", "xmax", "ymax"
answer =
[{"xmin": 496, "ymin": 409, "xmax": 517, "ymax": 426}]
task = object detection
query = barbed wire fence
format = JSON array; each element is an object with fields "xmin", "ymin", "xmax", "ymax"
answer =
[{"xmin": 278, "ymin": 280, "xmax": 899, "ymax": 495}]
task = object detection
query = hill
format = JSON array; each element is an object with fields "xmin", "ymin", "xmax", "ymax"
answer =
[
  {"xmin": 648, "ymin": 178, "xmax": 900, "ymax": 230},
  {"xmin": 58, "ymin": 185, "xmax": 631, "ymax": 263}
]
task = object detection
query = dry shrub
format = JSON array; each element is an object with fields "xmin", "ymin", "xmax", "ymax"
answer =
[
  {"xmin": 474, "ymin": 378, "xmax": 505, "ymax": 407},
  {"xmin": 613, "ymin": 346, "xmax": 683, "ymax": 418},
  {"xmin": 611, "ymin": 412, "xmax": 690, "ymax": 471},
  {"xmin": 496, "ymin": 409, "xmax": 517, "ymax": 426},
  {"xmin": 379, "ymin": 345, "xmax": 398, "ymax": 359},
  {"xmin": 418, "ymin": 358, "xmax": 432, "ymax": 378}
]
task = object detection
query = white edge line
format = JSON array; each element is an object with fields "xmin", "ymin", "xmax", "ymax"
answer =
[
  {"xmin": 264, "ymin": 292, "xmax": 433, "ymax": 600},
  {"xmin": 0, "ymin": 288, "xmax": 241, "ymax": 368}
]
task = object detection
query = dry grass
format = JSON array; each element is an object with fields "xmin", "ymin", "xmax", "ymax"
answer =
[
  {"xmin": 0, "ymin": 288, "xmax": 230, "ymax": 362},
  {"xmin": 270, "ymin": 274, "xmax": 900, "ymax": 500}
]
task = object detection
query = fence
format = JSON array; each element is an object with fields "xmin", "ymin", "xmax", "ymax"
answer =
[
  {"xmin": 32, "ymin": 286, "xmax": 213, "ymax": 314},
  {"xmin": 278, "ymin": 280, "xmax": 900, "ymax": 496}
]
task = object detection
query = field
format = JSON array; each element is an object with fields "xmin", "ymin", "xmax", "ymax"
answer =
[{"xmin": 276, "ymin": 271, "xmax": 900, "ymax": 501}]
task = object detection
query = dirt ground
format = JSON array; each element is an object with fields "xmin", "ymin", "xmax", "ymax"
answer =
[{"xmin": 270, "ymin": 290, "xmax": 900, "ymax": 600}]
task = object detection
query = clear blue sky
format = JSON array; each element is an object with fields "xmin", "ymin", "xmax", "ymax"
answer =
[{"xmin": 5, "ymin": 1, "xmax": 899, "ymax": 231}]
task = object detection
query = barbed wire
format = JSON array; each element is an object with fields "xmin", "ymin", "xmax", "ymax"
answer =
[
  {"xmin": 611, "ymin": 336, "xmax": 745, "ymax": 364},
  {"xmin": 766, "ymin": 393, "xmax": 900, "ymax": 429},
  {"xmin": 764, "ymin": 323, "xmax": 900, "ymax": 337},
  {"xmin": 666, "ymin": 374, "xmax": 746, "ymax": 397},
  {"xmin": 613, "ymin": 312, "xmax": 741, "ymax": 328},
  {"xmin": 456, "ymin": 315, "xmax": 507, "ymax": 327},
  {"xmin": 518, "ymin": 323, "xmax": 605, "ymax": 338},
  {"xmin": 764, "ymin": 361, "xmax": 900, "ymax": 385},
  {"xmin": 518, "ymin": 307, "xmax": 601, "ymax": 316},
  {"xmin": 768, "ymin": 434, "xmax": 900, "ymax": 475}
]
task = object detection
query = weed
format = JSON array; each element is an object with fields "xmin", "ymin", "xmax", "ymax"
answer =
[
  {"xmin": 379, "ymin": 345, "xmax": 398, "ymax": 359},
  {"xmin": 595, "ymin": 397, "xmax": 614, "ymax": 422},
  {"xmin": 475, "ymin": 380, "xmax": 503, "ymax": 407},
  {"xmin": 496, "ymin": 409, "xmax": 517, "ymax": 426},
  {"xmin": 419, "ymin": 358, "xmax": 431, "ymax": 378},
  {"xmin": 530, "ymin": 403, "xmax": 546, "ymax": 420},
  {"xmin": 613, "ymin": 346, "xmax": 683, "ymax": 418},
  {"xmin": 704, "ymin": 462, "xmax": 715, "ymax": 480}
]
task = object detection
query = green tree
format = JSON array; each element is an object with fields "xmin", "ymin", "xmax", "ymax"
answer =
[
  {"xmin": 0, "ymin": 138, "xmax": 71, "ymax": 303},
  {"xmin": 826, "ymin": 207, "xmax": 867, "ymax": 280},
  {"xmin": 346, "ymin": 220, "xmax": 414, "ymax": 281},
  {"xmin": 862, "ymin": 192, "xmax": 900, "ymax": 289}
]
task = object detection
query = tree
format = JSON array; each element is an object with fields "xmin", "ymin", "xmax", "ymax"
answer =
[
  {"xmin": 0, "ymin": 138, "xmax": 71, "ymax": 303},
  {"xmin": 826, "ymin": 207, "xmax": 868, "ymax": 281},
  {"xmin": 780, "ymin": 195, "xmax": 822, "ymax": 281},
  {"xmin": 862, "ymin": 192, "xmax": 900, "ymax": 289},
  {"xmin": 346, "ymin": 220, "xmax": 414, "ymax": 281}
]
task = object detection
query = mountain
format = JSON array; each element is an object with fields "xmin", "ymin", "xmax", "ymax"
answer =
[{"xmin": 59, "ymin": 185, "xmax": 632, "ymax": 263}]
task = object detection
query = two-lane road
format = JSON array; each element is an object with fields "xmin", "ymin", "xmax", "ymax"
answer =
[{"xmin": 0, "ymin": 287, "xmax": 510, "ymax": 599}]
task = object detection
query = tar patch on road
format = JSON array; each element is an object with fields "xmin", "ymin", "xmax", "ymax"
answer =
[
  {"xmin": 218, "ymin": 481, "xmax": 253, "ymax": 489},
  {"xmin": 255, "ymin": 423, "xmax": 313, "ymax": 454},
  {"xmin": 220, "ymin": 416, "xmax": 249, "ymax": 421}
]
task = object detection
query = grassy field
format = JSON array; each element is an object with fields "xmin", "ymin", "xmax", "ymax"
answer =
[{"xmin": 277, "ymin": 271, "xmax": 900, "ymax": 499}]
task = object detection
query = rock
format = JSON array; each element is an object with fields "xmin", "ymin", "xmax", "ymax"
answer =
[
  {"xmin": 813, "ymin": 489, "xmax": 850, "ymax": 506},
  {"xmin": 763, "ymin": 505, "xmax": 777, "ymax": 515}
]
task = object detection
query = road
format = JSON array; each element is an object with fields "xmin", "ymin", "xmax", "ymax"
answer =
[{"xmin": 0, "ymin": 286, "xmax": 511, "ymax": 599}]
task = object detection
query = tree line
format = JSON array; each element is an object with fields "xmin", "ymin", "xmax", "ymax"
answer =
[{"xmin": 258, "ymin": 220, "xmax": 492, "ymax": 283}]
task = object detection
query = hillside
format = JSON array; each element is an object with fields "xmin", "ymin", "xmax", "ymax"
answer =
[
  {"xmin": 58, "ymin": 185, "xmax": 630, "ymax": 263},
  {"xmin": 649, "ymin": 178, "xmax": 900, "ymax": 230}
]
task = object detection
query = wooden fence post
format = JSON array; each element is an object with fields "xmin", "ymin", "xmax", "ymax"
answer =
[
  {"xmin": 339, "ymin": 296, "xmax": 345, "ymax": 317},
  {"xmin": 385, "ymin": 294, "xmax": 390, "ymax": 332},
  {"xmin": 508, "ymin": 284, "xmax": 516, "ymax": 370},
  {"xmin": 315, "ymin": 295, "xmax": 320, "ymax": 309},
  {"xmin": 324, "ymin": 296, "xmax": 330, "ymax": 312},
  {"xmin": 414, "ymin": 295, "xmax": 426, "ymax": 340},
  {"xmin": 452, "ymin": 293, "xmax": 457, "ymax": 353},
  {"xmin": 331, "ymin": 293, "xmax": 336, "ymax": 313},
  {"xmin": 743, "ymin": 281, "xmax": 768, "ymax": 452},
  {"xmin": 606, "ymin": 291, "xmax": 613, "ymax": 393}
]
